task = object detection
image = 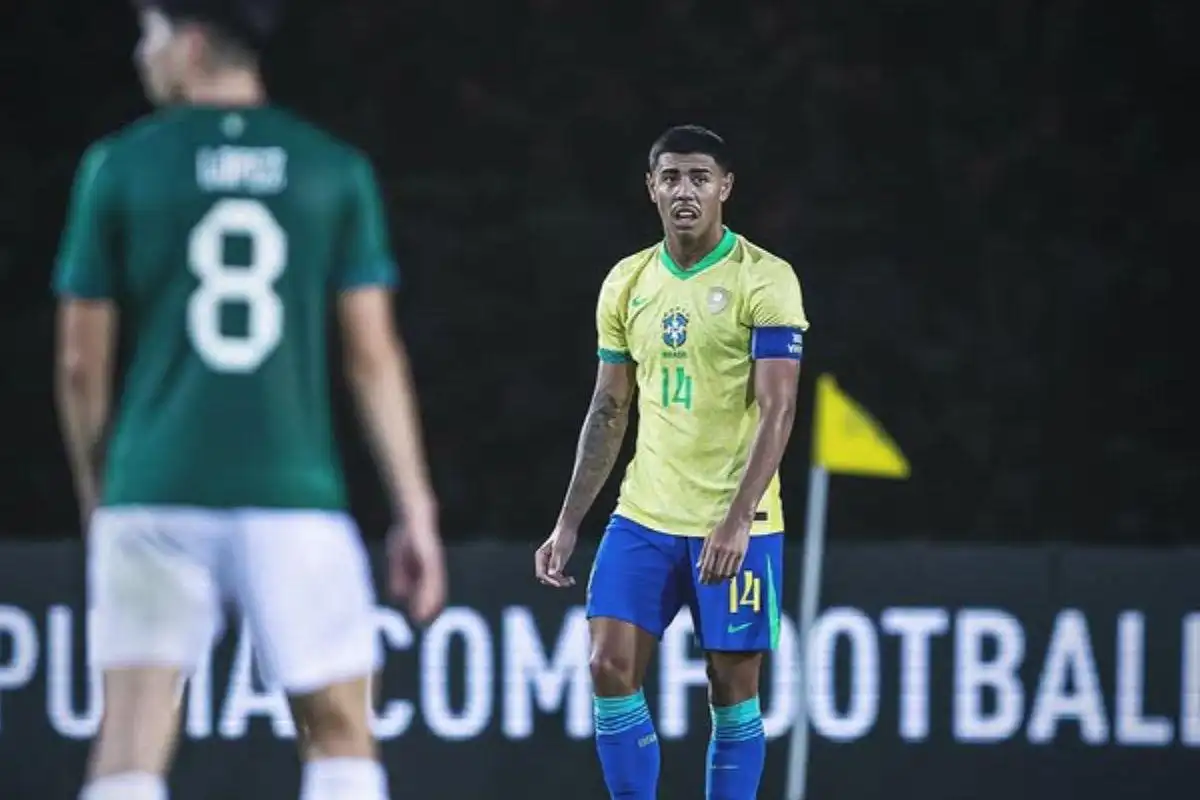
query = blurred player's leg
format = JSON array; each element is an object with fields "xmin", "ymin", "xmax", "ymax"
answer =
[
  {"xmin": 586, "ymin": 516, "xmax": 688, "ymax": 799},
  {"xmin": 687, "ymin": 533, "xmax": 784, "ymax": 800},
  {"xmin": 232, "ymin": 509, "xmax": 387, "ymax": 800},
  {"xmin": 81, "ymin": 508, "xmax": 224, "ymax": 800},
  {"xmin": 82, "ymin": 668, "xmax": 178, "ymax": 800},
  {"xmin": 290, "ymin": 678, "xmax": 381, "ymax": 797}
]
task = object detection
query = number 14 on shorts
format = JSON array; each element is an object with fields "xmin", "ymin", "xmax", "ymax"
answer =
[{"xmin": 728, "ymin": 569, "xmax": 761, "ymax": 614}]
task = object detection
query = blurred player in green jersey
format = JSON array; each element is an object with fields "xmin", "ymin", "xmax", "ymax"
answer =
[
  {"xmin": 536, "ymin": 126, "xmax": 809, "ymax": 799},
  {"xmin": 53, "ymin": 2, "xmax": 444, "ymax": 798}
]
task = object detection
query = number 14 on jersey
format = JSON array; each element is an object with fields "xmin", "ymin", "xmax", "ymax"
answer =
[{"xmin": 661, "ymin": 366, "xmax": 693, "ymax": 410}]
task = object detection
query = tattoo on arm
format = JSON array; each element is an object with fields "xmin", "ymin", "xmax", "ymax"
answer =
[{"xmin": 558, "ymin": 390, "xmax": 629, "ymax": 527}]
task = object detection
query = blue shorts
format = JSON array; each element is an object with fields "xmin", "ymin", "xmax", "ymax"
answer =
[{"xmin": 586, "ymin": 514, "xmax": 784, "ymax": 652}]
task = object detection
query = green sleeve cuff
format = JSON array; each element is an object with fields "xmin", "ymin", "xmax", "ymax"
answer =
[{"xmin": 598, "ymin": 348, "xmax": 632, "ymax": 364}]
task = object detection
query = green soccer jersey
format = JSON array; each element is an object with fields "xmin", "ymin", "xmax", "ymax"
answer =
[{"xmin": 53, "ymin": 106, "xmax": 397, "ymax": 510}]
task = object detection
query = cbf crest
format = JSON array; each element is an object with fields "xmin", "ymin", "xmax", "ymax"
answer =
[{"xmin": 661, "ymin": 307, "xmax": 689, "ymax": 349}]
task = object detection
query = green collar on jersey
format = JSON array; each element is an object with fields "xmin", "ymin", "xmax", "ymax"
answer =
[{"xmin": 659, "ymin": 227, "xmax": 736, "ymax": 280}]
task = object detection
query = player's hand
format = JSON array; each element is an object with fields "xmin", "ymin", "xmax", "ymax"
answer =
[
  {"xmin": 698, "ymin": 516, "xmax": 751, "ymax": 584},
  {"xmin": 387, "ymin": 519, "xmax": 447, "ymax": 625},
  {"xmin": 535, "ymin": 525, "xmax": 578, "ymax": 588}
]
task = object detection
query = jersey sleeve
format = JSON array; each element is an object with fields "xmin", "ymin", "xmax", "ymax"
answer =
[
  {"xmin": 596, "ymin": 268, "xmax": 632, "ymax": 364},
  {"xmin": 53, "ymin": 142, "xmax": 120, "ymax": 299},
  {"xmin": 335, "ymin": 155, "xmax": 399, "ymax": 291},
  {"xmin": 744, "ymin": 259, "xmax": 809, "ymax": 360}
]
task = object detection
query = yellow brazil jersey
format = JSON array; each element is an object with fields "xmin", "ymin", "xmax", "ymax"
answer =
[{"xmin": 596, "ymin": 228, "xmax": 809, "ymax": 537}]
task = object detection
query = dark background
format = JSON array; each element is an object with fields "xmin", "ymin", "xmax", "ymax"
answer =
[{"xmin": 0, "ymin": 0, "xmax": 1194, "ymax": 545}]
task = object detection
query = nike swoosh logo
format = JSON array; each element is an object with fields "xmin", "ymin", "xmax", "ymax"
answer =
[
  {"xmin": 630, "ymin": 297, "xmax": 649, "ymax": 308},
  {"xmin": 727, "ymin": 622, "xmax": 752, "ymax": 634}
]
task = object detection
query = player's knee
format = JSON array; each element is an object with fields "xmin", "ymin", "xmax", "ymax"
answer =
[
  {"xmin": 589, "ymin": 647, "xmax": 640, "ymax": 696},
  {"xmin": 291, "ymin": 681, "xmax": 375, "ymax": 759},
  {"xmin": 299, "ymin": 702, "xmax": 373, "ymax": 758},
  {"xmin": 706, "ymin": 654, "xmax": 761, "ymax": 706}
]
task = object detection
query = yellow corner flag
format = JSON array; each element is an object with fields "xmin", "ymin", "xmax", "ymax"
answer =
[
  {"xmin": 789, "ymin": 373, "xmax": 911, "ymax": 800},
  {"xmin": 812, "ymin": 374, "xmax": 910, "ymax": 479}
]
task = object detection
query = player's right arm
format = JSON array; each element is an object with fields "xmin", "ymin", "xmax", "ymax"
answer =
[
  {"xmin": 536, "ymin": 270, "xmax": 636, "ymax": 588},
  {"xmin": 52, "ymin": 142, "xmax": 120, "ymax": 524},
  {"xmin": 335, "ymin": 154, "xmax": 444, "ymax": 622},
  {"xmin": 556, "ymin": 360, "xmax": 636, "ymax": 530}
]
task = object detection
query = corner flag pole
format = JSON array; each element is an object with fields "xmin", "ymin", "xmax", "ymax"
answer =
[
  {"xmin": 784, "ymin": 375, "xmax": 910, "ymax": 800},
  {"xmin": 784, "ymin": 464, "xmax": 830, "ymax": 800}
]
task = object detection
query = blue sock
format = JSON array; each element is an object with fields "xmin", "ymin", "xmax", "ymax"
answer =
[
  {"xmin": 593, "ymin": 690, "xmax": 659, "ymax": 799},
  {"xmin": 706, "ymin": 696, "xmax": 767, "ymax": 800}
]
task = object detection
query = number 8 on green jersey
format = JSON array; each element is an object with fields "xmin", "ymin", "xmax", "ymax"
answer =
[{"xmin": 54, "ymin": 107, "xmax": 396, "ymax": 510}]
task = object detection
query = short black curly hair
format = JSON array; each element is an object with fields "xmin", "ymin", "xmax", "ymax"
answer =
[{"xmin": 648, "ymin": 125, "xmax": 732, "ymax": 173}]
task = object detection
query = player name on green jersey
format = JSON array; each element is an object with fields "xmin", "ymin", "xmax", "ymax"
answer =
[
  {"xmin": 54, "ymin": 107, "xmax": 397, "ymax": 510},
  {"xmin": 196, "ymin": 145, "xmax": 288, "ymax": 194}
]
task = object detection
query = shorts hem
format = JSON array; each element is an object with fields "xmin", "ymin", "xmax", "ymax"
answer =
[
  {"xmin": 89, "ymin": 653, "xmax": 200, "ymax": 673},
  {"xmin": 695, "ymin": 641, "xmax": 776, "ymax": 654},
  {"xmin": 275, "ymin": 651, "xmax": 383, "ymax": 696},
  {"xmin": 584, "ymin": 609, "xmax": 666, "ymax": 641}
]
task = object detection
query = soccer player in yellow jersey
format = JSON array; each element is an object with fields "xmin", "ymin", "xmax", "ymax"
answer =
[{"xmin": 535, "ymin": 125, "xmax": 809, "ymax": 800}]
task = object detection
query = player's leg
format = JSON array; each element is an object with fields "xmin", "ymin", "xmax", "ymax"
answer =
[
  {"xmin": 82, "ymin": 508, "xmax": 224, "ymax": 800},
  {"xmin": 232, "ymin": 510, "xmax": 386, "ymax": 800},
  {"xmin": 287, "ymin": 670, "xmax": 381, "ymax": 762},
  {"xmin": 586, "ymin": 515, "xmax": 688, "ymax": 799},
  {"xmin": 687, "ymin": 533, "xmax": 785, "ymax": 800}
]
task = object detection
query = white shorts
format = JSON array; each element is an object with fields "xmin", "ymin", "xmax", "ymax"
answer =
[{"xmin": 87, "ymin": 505, "xmax": 382, "ymax": 695}]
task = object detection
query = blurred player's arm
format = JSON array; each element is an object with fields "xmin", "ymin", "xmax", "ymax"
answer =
[
  {"xmin": 556, "ymin": 360, "xmax": 636, "ymax": 530},
  {"xmin": 338, "ymin": 289, "xmax": 437, "ymax": 528},
  {"xmin": 52, "ymin": 142, "xmax": 120, "ymax": 521},
  {"xmin": 340, "ymin": 287, "xmax": 445, "ymax": 618},
  {"xmin": 337, "ymin": 154, "xmax": 441, "ymax": 622},
  {"xmin": 554, "ymin": 270, "xmax": 637, "ymax": 530},
  {"xmin": 336, "ymin": 154, "xmax": 437, "ymax": 530},
  {"xmin": 55, "ymin": 302, "xmax": 117, "ymax": 519},
  {"xmin": 725, "ymin": 261, "xmax": 810, "ymax": 524}
]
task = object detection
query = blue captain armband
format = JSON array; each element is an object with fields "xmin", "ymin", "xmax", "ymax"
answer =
[{"xmin": 751, "ymin": 326, "xmax": 804, "ymax": 360}]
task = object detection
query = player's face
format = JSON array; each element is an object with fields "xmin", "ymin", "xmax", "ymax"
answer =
[
  {"xmin": 646, "ymin": 153, "xmax": 734, "ymax": 238},
  {"xmin": 135, "ymin": 9, "xmax": 187, "ymax": 104}
]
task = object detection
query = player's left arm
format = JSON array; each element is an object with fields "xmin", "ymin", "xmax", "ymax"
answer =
[
  {"xmin": 724, "ymin": 260, "xmax": 809, "ymax": 525},
  {"xmin": 335, "ymin": 152, "xmax": 444, "ymax": 620},
  {"xmin": 334, "ymin": 155, "xmax": 436, "ymax": 532},
  {"xmin": 53, "ymin": 142, "xmax": 120, "ymax": 523},
  {"xmin": 724, "ymin": 359, "xmax": 800, "ymax": 527}
]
